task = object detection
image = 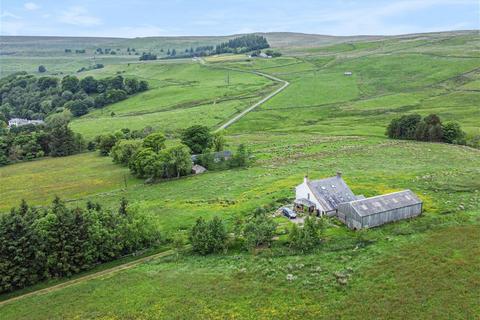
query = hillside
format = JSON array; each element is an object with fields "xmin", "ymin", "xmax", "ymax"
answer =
[
  {"xmin": 1, "ymin": 30, "xmax": 477, "ymax": 75},
  {"xmin": 0, "ymin": 31, "xmax": 479, "ymax": 319}
]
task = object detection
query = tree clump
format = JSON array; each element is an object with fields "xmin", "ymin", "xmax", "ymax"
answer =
[{"xmin": 386, "ymin": 113, "xmax": 466, "ymax": 145}]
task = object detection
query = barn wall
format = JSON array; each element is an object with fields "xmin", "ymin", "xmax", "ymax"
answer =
[
  {"xmin": 338, "ymin": 203, "xmax": 362, "ymax": 229},
  {"xmin": 361, "ymin": 203, "xmax": 422, "ymax": 228}
]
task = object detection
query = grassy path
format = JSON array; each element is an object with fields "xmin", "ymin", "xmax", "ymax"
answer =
[{"xmin": 0, "ymin": 248, "xmax": 177, "ymax": 307}]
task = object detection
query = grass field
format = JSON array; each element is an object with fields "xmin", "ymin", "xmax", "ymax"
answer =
[
  {"xmin": 69, "ymin": 62, "xmax": 277, "ymax": 139},
  {"xmin": 0, "ymin": 153, "xmax": 138, "ymax": 212},
  {"xmin": 0, "ymin": 30, "xmax": 479, "ymax": 319}
]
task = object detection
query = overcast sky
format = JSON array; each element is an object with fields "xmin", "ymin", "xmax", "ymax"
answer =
[{"xmin": 1, "ymin": 0, "xmax": 479, "ymax": 38}]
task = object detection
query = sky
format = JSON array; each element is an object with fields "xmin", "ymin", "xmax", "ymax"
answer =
[{"xmin": 1, "ymin": 0, "xmax": 479, "ymax": 38}]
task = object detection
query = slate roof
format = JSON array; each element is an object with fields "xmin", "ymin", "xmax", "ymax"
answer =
[
  {"xmin": 191, "ymin": 150, "xmax": 232, "ymax": 162},
  {"xmin": 347, "ymin": 190, "xmax": 422, "ymax": 217},
  {"xmin": 307, "ymin": 176, "xmax": 357, "ymax": 212}
]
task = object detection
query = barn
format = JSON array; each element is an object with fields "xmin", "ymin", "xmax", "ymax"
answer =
[{"xmin": 337, "ymin": 190, "xmax": 423, "ymax": 229}]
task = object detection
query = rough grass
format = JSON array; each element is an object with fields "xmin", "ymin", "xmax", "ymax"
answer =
[
  {"xmin": 1, "ymin": 219, "xmax": 478, "ymax": 319},
  {"xmin": 0, "ymin": 153, "xmax": 137, "ymax": 212},
  {"xmin": 0, "ymin": 31, "xmax": 479, "ymax": 319},
  {"xmin": 70, "ymin": 62, "xmax": 275, "ymax": 139}
]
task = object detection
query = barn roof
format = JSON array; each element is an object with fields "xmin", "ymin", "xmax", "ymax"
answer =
[
  {"xmin": 307, "ymin": 176, "xmax": 357, "ymax": 211},
  {"xmin": 347, "ymin": 190, "xmax": 422, "ymax": 217}
]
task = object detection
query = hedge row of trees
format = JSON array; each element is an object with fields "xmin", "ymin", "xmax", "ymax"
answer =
[
  {"xmin": 95, "ymin": 125, "xmax": 251, "ymax": 181},
  {"xmin": 0, "ymin": 72, "xmax": 148, "ymax": 120},
  {"xmin": 0, "ymin": 111, "xmax": 85, "ymax": 166},
  {"xmin": 0, "ymin": 197, "xmax": 160, "ymax": 293},
  {"xmin": 189, "ymin": 212, "xmax": 325, "ymax": 255},
  {"xmin": 386, "ymin": 113, "xmax": 466, "ymax": 144}
]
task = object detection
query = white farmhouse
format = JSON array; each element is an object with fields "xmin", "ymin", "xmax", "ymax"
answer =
[
  {"xmin": 8, "ymin": 118, "xmax": 45, "ymax": 128},
  {"xmin": 294, "ymin": 172, "xmax": 362, "ymax": 216}
]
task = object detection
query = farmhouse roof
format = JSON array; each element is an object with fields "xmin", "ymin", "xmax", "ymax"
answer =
[
  {"xmin": 294, "ymin": 198, "xmax": 316, "ymax": 207},
  {"xmin": 346, "ymin": 190, "xmax": 422, "ymax": 217},
  {"xmin": 191, "ymin": 150, "xmax": 232, "ymax": 162},
  {"xmin": 307, "ymin": 174, "xmax": 357, "ymax": 211}
]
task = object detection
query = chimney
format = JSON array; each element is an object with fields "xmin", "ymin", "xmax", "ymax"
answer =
[
  {"xmin": 336, "ymin": 171, "xmax": 342, "ymax": 178},
  {"xmin": 304, "ymin": 175, "xmax": 309, "ymax": 183}
]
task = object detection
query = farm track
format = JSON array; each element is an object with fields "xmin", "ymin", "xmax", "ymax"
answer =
[
  {"xmin": 0, "ymin": 248, "xmax": 179, "ymax": 307},
  {"xmin": 215, "ymin": 71, "xmax": 289, "ymax": 132},
  {"xmin": 194, "ymin": 57, "xmax": 290, "ymax": 131}
]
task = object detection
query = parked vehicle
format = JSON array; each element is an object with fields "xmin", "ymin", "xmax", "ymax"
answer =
[{"xmin": 281, "ymin": 207, "xmax": 297, "ymax": 219}]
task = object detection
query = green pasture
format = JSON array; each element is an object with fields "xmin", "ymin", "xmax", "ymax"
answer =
[{"xmin": 1, "ymin": 31, "xmax": 480, "ymax": 319}]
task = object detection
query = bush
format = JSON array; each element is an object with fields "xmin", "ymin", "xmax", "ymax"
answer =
[
  {"xmin": 111, "ymin": 139, "xmax": 143, "ymax": 166},
  {"xmin": 243, "ymin": 213, "xmax": 277, "ymax": 250},
  {"xmin": 97, "ymin": 134, "xmax": 118, "ymax": 156},
  {"xmin": 288, "ymin": 216, "xmax": 326, "ymax": 253},
  {"xmin": 443, "ymin": 122, "xmax": 466, "ymax": 144},
  {"xmin": 189, "ymin": 217, "xmax": 227, "ymax": 255}
]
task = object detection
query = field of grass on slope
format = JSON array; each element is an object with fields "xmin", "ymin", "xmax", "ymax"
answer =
[
  {"xmin": 70, "ymin": 61, "xmax": 277, "ymax": 139},
  {"xmin": 0, "ymin": 153, "xmax": 138, "ymax": 212},
  {"xmin": 1, "ymin": 215, "xmax": 478, "ymax": 319}
]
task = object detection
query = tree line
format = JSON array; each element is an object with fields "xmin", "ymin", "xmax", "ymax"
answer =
[
  {"xmin": 386, "ymin": 113, "xmax": 466, "ymax": 145},
  {"xmin": 0, "ymin": 197, "xmax": 160, "ymax": 293},
  {"xmin": 158, "ymin": 35, "xmax": 272, "ymax": 60},
  {"xmin": 0, "ymin": 72, "xmax": 149, "ymax": 121}
]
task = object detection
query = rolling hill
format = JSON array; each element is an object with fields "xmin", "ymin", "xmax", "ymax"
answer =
[{"xmin": 0, "ymin": 30, "xmax": 479, "ymax": 319}]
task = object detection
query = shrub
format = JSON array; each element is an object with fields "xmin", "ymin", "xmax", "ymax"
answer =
[
  {"xmin": 243, "ymin": 213, "xmax": 277, "ymax": 250},
  {"xmin": 189, "ymin": 216, "xmax": 227, "ymax": 255},
  {"xmin": 288, "ymin": 216, "xmax": 325, "ymax": 253}
]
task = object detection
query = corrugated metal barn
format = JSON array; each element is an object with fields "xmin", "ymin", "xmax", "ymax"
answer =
[{"xmin": 337, "ymin": 190, "xmax": 423, "ymax": 229}]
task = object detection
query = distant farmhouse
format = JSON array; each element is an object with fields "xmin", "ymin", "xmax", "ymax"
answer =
[
  {"xmin": 344, "ymin": 71, "xmax": 353, "ymax": 76},
  {"xmin": 8, "ymin": 118, "xmax": 45, "ymax": 128},
  {"xmin": 191, "ymin": 150, "xmax": 232, "ymax": 163},
  {"xmin": 295, "ymin": 173, "xmax": 422, "ymax": 229}
]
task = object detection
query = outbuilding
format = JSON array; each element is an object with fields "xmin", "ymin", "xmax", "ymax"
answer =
[{"xmin": 337, "ymin": 190, "xmax": 423, "ymax": 229}]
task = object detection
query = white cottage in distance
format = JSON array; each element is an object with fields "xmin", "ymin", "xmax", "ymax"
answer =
[{"xmin": 295, "ymin": 172, "xmax": 363, "ymax": 216}]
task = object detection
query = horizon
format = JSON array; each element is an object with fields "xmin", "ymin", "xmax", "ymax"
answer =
[
  {"xmin": 0, "ymin": 29, "xmax": 477, "ymax": 40},
  {"xmin": 1, "ymin": 0, "xmax": 479, "ymax": 38}
]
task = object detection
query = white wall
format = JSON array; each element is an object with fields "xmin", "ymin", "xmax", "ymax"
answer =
[{"xmin": 295, "ymin": 181, "xmax": 326, "ymax": 213}]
